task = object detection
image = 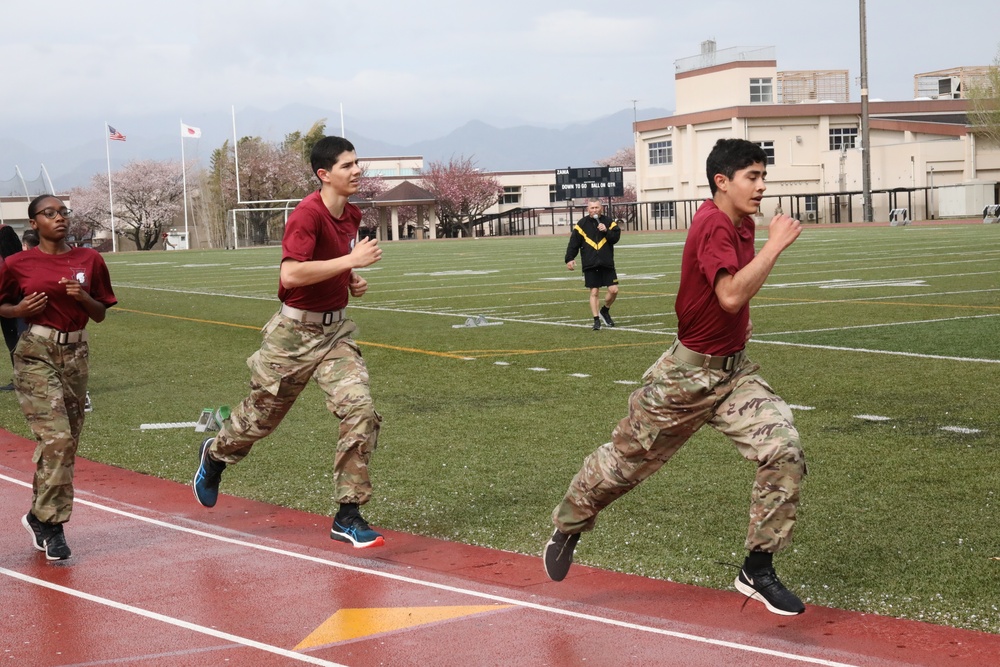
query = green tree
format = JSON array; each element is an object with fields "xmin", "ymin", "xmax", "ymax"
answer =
[{"xmin": 967, "ymin": 47, "xmax": 1000, "ymax": 146}]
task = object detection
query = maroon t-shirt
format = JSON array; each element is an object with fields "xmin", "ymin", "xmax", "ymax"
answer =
[
  {"xmin": 0, "ymin": 246, "xmax": 117, "ymax": 331},
  {"xmin": 278, "ymin": 191, "xmax": 361, "ymax": 312},
  {"xmin": 674, "ymin": 199, "xmax": 756, "ymax": 356}
]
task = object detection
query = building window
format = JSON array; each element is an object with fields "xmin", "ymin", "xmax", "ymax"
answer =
[
  {"xmin": 750, "ymin": 78, "xmax": 773, "ymax": 103},
  {"xmin": 649, "ymin": 140, "xmax": 672, "ymax": 165},
  {"xmin": 548, "ymin": 184, "xmax": 558, "ymax": 203},
  {"xmin": 501, "ymin": 186, "xmax": 521, "ymax": 205},
  {"xmin": 755, "ymin": 141, "xmax": 775, "ymax": 165},
  {"xmin": 804, "ymin": 195, "xmax": 818, "ymax": 213},
  {"xmin": 829, "ymin": 127, "xmax": 857, "ymax": 151},
  {"xmin": 651, "ymin": 201, "xmax": 675, "ymax": 219}
]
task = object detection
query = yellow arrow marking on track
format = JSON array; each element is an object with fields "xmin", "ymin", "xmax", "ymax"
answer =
[{"xmin": 294, "ymin": 605, "xmax": 512, "ymax": 650}]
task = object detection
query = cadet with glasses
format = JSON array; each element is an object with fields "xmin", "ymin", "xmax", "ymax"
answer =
[
  {"xmin": 0, "ymin": 196, "xmax": 117, "ymax": 560},
  {"xmin": 544, "ymin": 139, "xmax": 807, "ymax": 616},
  {"xmin": 193, "ymin": 136, "xmax": 387, "ymax": 549}
]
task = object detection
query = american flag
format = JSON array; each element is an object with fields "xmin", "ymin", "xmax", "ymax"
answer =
[{"xmin": 108, "ymin": 126, "xmax": 126, "ymax": 142}]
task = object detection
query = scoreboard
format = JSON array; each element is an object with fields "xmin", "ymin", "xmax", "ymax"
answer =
[{"xmin": 554, "ymin": 166, "xmax": 624, "ymax": 200}]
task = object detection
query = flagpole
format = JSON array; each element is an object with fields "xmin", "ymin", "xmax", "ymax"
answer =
[
  {"xmin": 232, "ymin": 105, "xmax": 242, "ymax": 204},
  {"xmin": 104, "ymin": 122, "xmax": 117, "ymax": 253},
  {"xmin": 180, "ymin": 119, "xmax": 189, "ymax": 248}
]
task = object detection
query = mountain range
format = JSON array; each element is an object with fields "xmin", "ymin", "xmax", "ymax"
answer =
[{"xmin": 0, "ymin": 105, "xmax": 669, "ymax": 193}]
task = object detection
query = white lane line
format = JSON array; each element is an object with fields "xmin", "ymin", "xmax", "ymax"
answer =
[
  {"xmin": 0, "ymin": 473, "xmax": 858, "ymax": 667},
  {"xmin": 855, "ymin": 415, "xmax": 892, "ymax": 422},
  {"xmin": 527, "ymin": 367, "xmax": 549, "ymax": 372},
  {"xmin": 614, "ymin": 380, "xmax": 639, "ymax": 385},
  {"xmin": 940, "ymin": 426, "xmax": 982, "ymax": 434},
  {"xmin": 788, "ymin": 405, "xmax": 816, "ymax": 411},
  {"xmin": 494, "ymin": 361, "xmax": 511, "ymax": 366},
  {"xmin": 0, "ymin": 567, "xmax": 346, "ymax": 667},
  {"xmin": 754, "ymin": 339, "xmax": 1000, "ymax": 365},
  {"xmin": 568, "ymin": 373, "xmax": 591, "ymax": 378},
  {"xmin": 758, "ymin": 313, "xmax": 1000, "ymax": 337}
]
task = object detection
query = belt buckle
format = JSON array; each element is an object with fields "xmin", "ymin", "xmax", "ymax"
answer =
[
  {"xmin": 722, "ymin": 355, "xmax": 736, "ymax": 373},
  {"xmin": 322, "ymin": 311, "xmax": 335, "ymax": 326},
  {"xmin": 56, "ymin": 331, "xmax": 69, "ymax": 345}
]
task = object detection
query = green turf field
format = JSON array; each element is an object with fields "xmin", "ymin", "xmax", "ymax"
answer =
[{"xmin": 2, "ymin": 222, "xmax": 998, "ymax": 632}]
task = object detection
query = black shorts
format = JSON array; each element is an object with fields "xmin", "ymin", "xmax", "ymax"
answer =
[{"xmin": 583, "ymin": 266, "xmax": 618, "ymax": 289}]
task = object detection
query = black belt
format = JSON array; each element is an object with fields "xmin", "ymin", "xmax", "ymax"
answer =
[{"xmin": 668, "ymin": 339, "xmax": 744, "ymax": 372}]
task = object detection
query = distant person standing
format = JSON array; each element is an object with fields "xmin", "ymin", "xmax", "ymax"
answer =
[
  {"xmin": 0, "ymin": 224, "xmax": 25, "ymax": 390},
  {"xmin": 0, "ymin": 195, "xmax": 117, "ymax": 560},
  {"xmin": 565, "ymin": 199, "xmax": 620, "ymax": 330},
  {"xmin": 193, "ymin": 136, "xmax": 387, "ymax": 549}
]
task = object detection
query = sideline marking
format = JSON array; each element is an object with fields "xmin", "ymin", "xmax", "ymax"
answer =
[
  {"xmin": 115, "ymin": 308, "xmax": 469, "ymax": 360},
  {"xmin": 0, "ymin": 473, "xmax": 858, "ymax": 667},
  {"xmin": 0, "ymin": 567, "xmax": 346, "ymax": 667},
  {"xmin": 855, "ymin": 415, "xmax": 892, "ymax": 422},
  {"xmin": 940, "ymin": 426, "xmax": 981, "ymax": 434}
]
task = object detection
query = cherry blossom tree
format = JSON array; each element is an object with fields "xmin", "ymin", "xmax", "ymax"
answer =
[
  {"xmin": 597, "ymin": 146, "xmax": 636, "ymax": 168},
  {"xmin": 354, "ymin": 165, "xmax": 387, "ymax": 234},
  {"xmin": 70, "ymin": 159, "xmax": 185, "ymax": 251},
  {"xmin": 421, "ymin": 157, "xmax": 502, "ymax": 238},
  {"xmin": 207, "ymin": 136, "xmax": 313, "ymax": 246},
  {"xmin": 204, "ymin": 121, "xmax": 390, "ymax": 246}
]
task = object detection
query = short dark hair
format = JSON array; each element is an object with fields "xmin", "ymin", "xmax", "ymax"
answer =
[
  {"xmin": 22, "ymin": 228, "xmax": 39, "ymax": 248},
  {"xmin": 310, "ymin": 136, "xmax": 356, "ymax": 181},
  {"xmin": 706, "ymin": 139, "xmax": 768, "ymax": 194},
  {"xmin": 0, "ymin": 225, "xmax": 21, "ymax": 258},
  {"xmin": 28, "ymin": 194, "xmax": 61, "ymax": 220}
]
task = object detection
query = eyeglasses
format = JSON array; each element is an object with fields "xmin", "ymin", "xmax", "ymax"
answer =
[{"xmin": 36, "ymin": 208, "xmax": 72, "ymax": 219}]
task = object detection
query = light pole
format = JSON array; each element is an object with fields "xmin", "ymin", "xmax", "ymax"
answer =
[{"xmin": 859, "ymin": 0, "xmax": 873, "ymax": 222}]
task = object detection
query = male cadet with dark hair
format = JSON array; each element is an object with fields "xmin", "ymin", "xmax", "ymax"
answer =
[
  {"xmin": 545, "ymin": 138, "xmax": 808, "ymax": 616},
  {"xmin": 193, "ymin": 136, "xmax": 387, "ymax": 548}
]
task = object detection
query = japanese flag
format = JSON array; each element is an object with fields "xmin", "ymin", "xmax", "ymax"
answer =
[{"xmin": 181, "ymin": 123, "xmax": 202, "ymax": 138}]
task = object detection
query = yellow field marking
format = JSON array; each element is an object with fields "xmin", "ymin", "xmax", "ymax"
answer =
[
  {"xmin": 451, "ymin": 341, "xmax": 665, "ymax": 358},
  {"xmin": 115, "ymin": 307, "xmax": 260, "ymax": 330},
  {"xmin": 294, "ymin": 605, "xmax": 512, "ymax": 649},
  {"xmin": 114, "ymin": 308, "xmax": 469, "ymax": 359}
]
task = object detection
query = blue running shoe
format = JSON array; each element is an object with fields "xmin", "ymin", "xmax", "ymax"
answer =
[
  {"xmin": 193, "ymin": 437, "xmax": 226, "ymax": 508},
  {"xmin": 330, "ymin": 512, "xmax": 385, "ymax": 548}
]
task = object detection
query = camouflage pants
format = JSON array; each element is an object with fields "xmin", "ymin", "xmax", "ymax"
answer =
[
  {"xmin": 210, "ymin": 311, "xmax": 381, "ymax": 505},
  {"xmin": 13, "ymin": 332, "xmax": 89, "ymax": 525},
  {"xmin": 553, "ymin": 347, "xmax": 805, "ymax": 553}
]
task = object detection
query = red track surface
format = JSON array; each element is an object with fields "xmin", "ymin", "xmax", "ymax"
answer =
[{"xmin": 2, "ymin": 429, "xmax": 998, "ymax": 667}]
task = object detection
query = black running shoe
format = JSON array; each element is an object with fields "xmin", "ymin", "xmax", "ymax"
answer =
[
  {"xmin": 735, "ymin": 566, "xmax": 805, "ymax": 615},
  {"xmin": 600, "ymin": 306, "xmax": 615, "ymax": 327},
  {"xmin": 23, "ymin": 513, "xmax": 71, "ymax": 560},
  {"xmin": 592, "ymin": 317, "xmax": 601, "ymax": 331},
  {"xmin": 22, "ymin": 512, "xmax": 46, "ymax": 552},
  {"xmin": 43, "ymin": 525, "xmax": 71, "ymax": 561},
  {"xmin": 193, "ymin": 437, "xmax": 226, "ymax": 508},
  {"xmin": 331, "ymin": 512, "xmax": 385, "ymax": 548},
  {"xmin": 543, "ymin": 529, "xmax": 580, "ymax": 581}
]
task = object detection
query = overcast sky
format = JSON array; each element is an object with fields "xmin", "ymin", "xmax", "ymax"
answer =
[{"xmin": 3, "ymin": 0, "xmax": 999, "ymax": 141}]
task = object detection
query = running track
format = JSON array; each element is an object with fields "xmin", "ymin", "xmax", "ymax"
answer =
[{"xmin": 2, "ymin": 430, "xmax": 998, "ymax": 667}]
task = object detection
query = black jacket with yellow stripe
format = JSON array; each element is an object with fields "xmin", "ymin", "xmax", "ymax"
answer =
[{"xmin": 564, "ymin": 215, "xmax": 620, "ymax": 270}]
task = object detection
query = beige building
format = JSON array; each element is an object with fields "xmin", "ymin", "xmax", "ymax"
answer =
[
  {"xmin": 634, "ymin": 41, "xmax": 999, "ymax": 224},
  {"xmin": 361, "ymin": 156, "xmax": 636, "ymax": 239}
]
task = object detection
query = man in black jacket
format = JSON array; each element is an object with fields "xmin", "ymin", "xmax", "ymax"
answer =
[{"xmin": 565, "ymin": 199, "xmax": 621, "ymax": 330}]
